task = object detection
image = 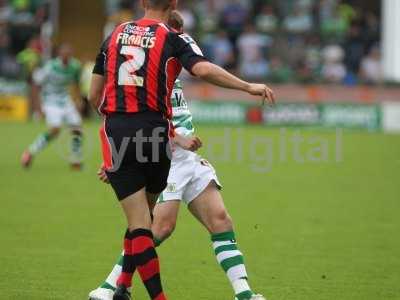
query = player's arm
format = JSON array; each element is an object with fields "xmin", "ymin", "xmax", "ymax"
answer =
[
  {"xmin": 89, "ymin": 38, "xmax": 110, "ymax": 111},
  {"xmin": 97, "ymin": 164, "xmax": 110, "ymax": 184},
  {"xmin": 88, "ymin": 50, "xmax": 106, "ymax": 110},
  {"xmin": 172, "ymin": 33, "xmax": 275, "ymax": 105},
  {"xmin": 192, "ymin": 62, "xmax": 275, "ymax": 105},
  {"xmin": 173, "ymin": 133, "xmax": 202, "ymax": 152},
  {"xmin": 31, "ymin": 81, "xmax": 43, "ymax": 116},
  {"xmin": 88, "ymin": 74, "xmax": 105, "ymax": 110},
  {"xmin": 31, "ymin": 66, "xmax": 47, "ymax": 115}
]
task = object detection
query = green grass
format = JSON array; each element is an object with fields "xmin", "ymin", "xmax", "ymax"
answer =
[{"xmin": 0, "ymin": 121, "xmax": 399, "ymax": 300}]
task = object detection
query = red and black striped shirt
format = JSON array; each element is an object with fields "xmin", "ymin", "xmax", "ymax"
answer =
[{"xmin": 93, "ymin": 18, "xmax": 206, "ymax": 119}]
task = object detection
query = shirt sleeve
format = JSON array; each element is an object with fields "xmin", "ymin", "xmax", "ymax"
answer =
[
  {"xmin": 32, "ymin": 65, "xmax": 49, "ymax": 85},
  {"xmin": 170, "ymin": 32, "xmax": 208, "ymax": 74},
  {"xmin": 92, "ymin": 36, "xmax": 110, "ymax": 76}
]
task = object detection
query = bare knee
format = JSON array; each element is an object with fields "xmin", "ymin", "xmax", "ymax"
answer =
[
  {"xmin": 153, "ymin": 219, "xmax": 176, "ymax": 241},
  {"xmin": 49, "ymin": 127, "xmax": 61, "ymax": 138},
  {"xmin": 208, "ymin": 209, "xmax": 233, "ymax": 234},
  {"xmin": 71, "ymin": 128, "xmax": 82, "ymax": 136}
]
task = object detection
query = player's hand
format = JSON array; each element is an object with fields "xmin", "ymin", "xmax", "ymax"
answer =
[
  {"xmin": 247, "ymin": 83, "xmax": 276, "ymax": 106},
  {"xmin": 174, "ymin": 135, "xmax": 203, "ymax": 152},
  {"xmin": 97, "ymin": 165, "xmax": 110, "ymax": 184}
]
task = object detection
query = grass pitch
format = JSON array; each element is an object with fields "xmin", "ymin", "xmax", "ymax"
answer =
[{"xmin": 0, "ymin": 121, "xmax": 399, "ymax": 300}]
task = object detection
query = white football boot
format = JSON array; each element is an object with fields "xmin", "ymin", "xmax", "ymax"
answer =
[
  {"xmin": 88, "ymin": 287, "xmax": 114, "ymax": 300},
  {"xmin": 235, "ymin": 294, "xmax": 267, "ymax": 300},
  {"xmin": 250, "ymin": 294, "xmax": 267, "ymax": 300}
]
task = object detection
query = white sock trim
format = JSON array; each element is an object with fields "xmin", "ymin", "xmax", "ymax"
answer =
[
  {"xmin": 213, "ymin": 240, "xmax": 235, "ymax": 250},
  {"xmin": 232, "ymin": 278, "xmax": 251, "ymax": 295},
  {"xmin": 216, "ymin": 250, "xmax": 243, "ymax": 263},
  {"xmin": 227, "ymin": 264, "xmax": 248, "ymax": 282},
  {"xmin": 105, "ymin": 264, "xmax": 122, "ymax": 288}
]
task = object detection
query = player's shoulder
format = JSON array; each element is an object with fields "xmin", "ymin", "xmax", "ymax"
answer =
[
  {"xmin": 168, "ymin": 31, "xmax": 198, "ymax": 47},
  {"xmin": 175, "ymin": 32, "xmax": 196, "ymax": 43},
  {"xmin": 173, "ymin": 79, "xmax": 183, "ymax": 90}
]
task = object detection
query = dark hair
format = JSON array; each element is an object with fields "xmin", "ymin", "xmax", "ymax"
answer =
[
  {"xmin": 168, "ymin": 10, "xmax": 184, "ymax": 32},
  {"xmin": 146, "ymin": 0, "xmax": 171, "ymax": 10}
]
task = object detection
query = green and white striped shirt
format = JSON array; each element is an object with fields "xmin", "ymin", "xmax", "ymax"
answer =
[
  {"xmin": 33, "ymin": 58, "xmax": 81, "ymax": 106},
  {"xmin": 171, "ymin": 79, "xmax": 194, "ymax": 137}
]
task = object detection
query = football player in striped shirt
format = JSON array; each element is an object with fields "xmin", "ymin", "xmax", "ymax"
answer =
[
  {"xmin": 21, "ymin": 44, "xmax": 84, "ymax": 170},
  {"xmin": 89, "ymin": 11, "xmax": 268, "ymax": 300}
]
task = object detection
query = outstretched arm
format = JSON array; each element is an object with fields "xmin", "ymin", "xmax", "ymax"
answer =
[{"xmin": 192, "ymin": 61, "xmax": 275, "ymax": 105}]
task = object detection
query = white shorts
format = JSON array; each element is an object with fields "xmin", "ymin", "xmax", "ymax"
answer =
[
  {"xmin": 158, "ymin": 147, "xmax": 222, "ymax": 205},
  {"xmin": 43, "ymin": 100, "xmax": 82, "ymax": 128}
]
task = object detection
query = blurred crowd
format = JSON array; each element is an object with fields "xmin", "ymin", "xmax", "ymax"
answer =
[
  {"xmin": 0, "ymin": 0, "xmax": 51, "ymax": 80},
  {"xmin": 106, "ymin": 0, "xmax": 382, "ymax": 85},
  {"xmin": 0, "ymin": 0, "xmax": 383, "ymax": 86}
]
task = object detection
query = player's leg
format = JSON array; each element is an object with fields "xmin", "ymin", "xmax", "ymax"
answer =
[
  {"xmin": 188, "ymin": 184, "xmax": 261, "ymax": 300},
  {"xmin": 21, "ymin": 105, "xmax": 63, "ymax": 168},
  {"xmin": 151, "ymin": 200, "xmax": 181, "ymax": 245},
  {"xmin": 66, "ymin": 101, "xmax": 83, "ymax": 169},
  {"xmin": 104, "ymin": 115, "xmax": 169, "ymax": 300},
  {"xmin": 89, "ymin": 173, "xmax": 184, "ymax": 300},
  {"xmin": 69, "ymin": 126, "xmax": 83, "ymax": 169},
  {"xmin": 185, "ymin": 158, "xmax": 264, "ymax": 300},
  {"xmin": 89, "ymin": 200, "xmax": 180, "ymax": 300},
  {"xmin": 88, "ymin": 253, "xmax": 123, "ymax": 300},
  {"xmin": 110, "ymin": 187, "xmax": 167, "ymax": 300}
]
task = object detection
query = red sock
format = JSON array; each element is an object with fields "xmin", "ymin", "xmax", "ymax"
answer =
[
  {"xmin": 131, "ymin": 229, "xmax": 167, "ymax": 300},
  {"xmin": 116, "ymin": 230, "xmax": 136, "ymax": 287}
]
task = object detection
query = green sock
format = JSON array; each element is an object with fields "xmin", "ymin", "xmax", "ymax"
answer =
[
  {"xmin": 28, "ymin": 132, "xmax": 51, "ymax": 155},
  {"xmin": 154, "ymin": 236, "xmax": 163, "ymax": 247},
  {"xmin": 212, "ymin": 231, "xmax": 254, "ymax": 300}
]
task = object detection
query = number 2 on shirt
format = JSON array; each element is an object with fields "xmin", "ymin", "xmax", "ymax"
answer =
[{"xmin": 118, "ymin": 46, "xmax": 145, "ymax": 87}]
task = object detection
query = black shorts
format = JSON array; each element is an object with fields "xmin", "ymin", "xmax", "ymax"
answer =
[{"xmin": 100, "ymin": 111, "xmax": 171, "ymax": 200}]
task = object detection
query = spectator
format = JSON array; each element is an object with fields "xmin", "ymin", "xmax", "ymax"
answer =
[
  {"xmin": 220, "ymin": 0, "xmax": 249, "ymax": 46},
  {"xmin": 283, "ymin": 6, "xmax": 313, "ymax": 33},
  {"xmin": 305, "ymin": 35, "xmax": 322, "ymax": 76},
  {"xmin": 343, "ymin": 24, "xmax": 365, "ymax": 75},
  {"xmin": 255, "ymin": 4, "xmax": 278, "ymax": 33},
  {"xmin": 240, "ymin": 50, "xmax": 269, "ymax": 80},
  {"xmin": 295, "ymin": 61, "xmax": 313, "ymax": 83},
  {"xmin": 238, "ymin": 24, "xmax": 271, "ymax": 76},
  {"xmin": 0, "ymin": 26, "xmax": 21, "ymax": 78},
  {"xmin": 9, "ymin": 0, "xmax": 37, "ymax": 53},
  {"xmin": 0, "ymin": 0, "xmax": 12, "ymax": 22},
  {"xmin": 180, "ymin": 3, "xmax": 196, "ymax": 34},
  {"xmin": 337, "ymin": 0, "xmax": 357, "ymax": 26},
  {"xmin": 321, "ymin": 9, "xmax": 348, "ymax": 40},
  {"xmin": 318, "ymin": 0, "xmax": 337, "ymax": 21},
  {"xmin": 362, "ymin": 11, "xmax": 380, "ymax": 50},
  {"xmin": 204, "ymin": 30, "xmax": 235, "ymax": 69},
  {"xmin": 360, "ymin": 46, "xmax": 382, "ymax": 84},
  {"xmin": 269, "ymin": 56, "xmax": 294, "ymax": 83},
  {"xmin": 16, "ymin": 36, "xmax": 41, "ymax": 79},
  {"xmin": 322, "ymin": 44, "xmax": 346, "ymax": 83}
]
